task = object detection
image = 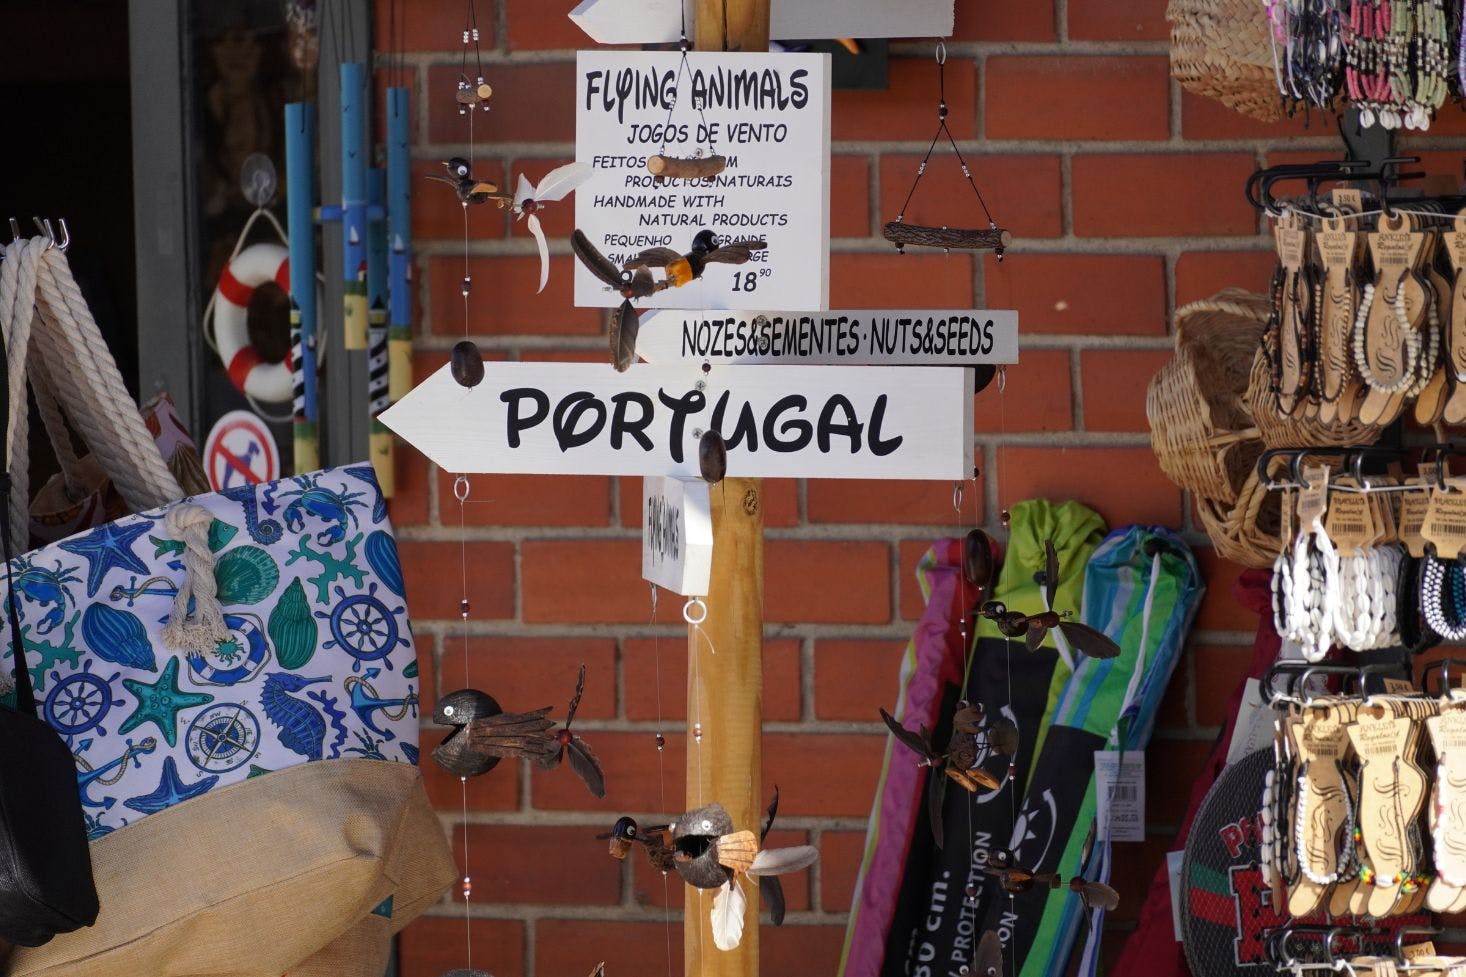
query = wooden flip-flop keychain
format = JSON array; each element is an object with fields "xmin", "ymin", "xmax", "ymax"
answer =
[
  {"xmin": 1346, "ymin": 701, "xmax": 1421, "ymax": 916},
  {"xmin": 1441, "ymin": 210, "xmax": 1466, "ymax": 424},
  {"xmin": 1378, "ymin": 695, "xmax": 1436, "ymax": 916},
  {"xmin": 1413, "ymin": 215, "xmax": 1450, "ymax": 425},
  {"xmin": 1317, "ymin": 214, "xmax": 1362, "ymax": 423},
  {"xmin": 1357, "ymin": 213, "xmax": 1426, "ymax": 426},
  {"xmin": 1272, "ymin": 213, "xmax": 1313, "ymax": 416},
  {"xmin": 1287, "ymin": 699, "xmax": 1357, "ymax": 917}
]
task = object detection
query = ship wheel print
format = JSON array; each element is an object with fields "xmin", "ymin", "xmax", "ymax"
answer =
[
  {"xmin": 45, "ymin": 662, "xmax": 120, "ymax": 740},
  {"xmin": 316, "ymin": 582, "xmax": 408, "ymax": 672}
]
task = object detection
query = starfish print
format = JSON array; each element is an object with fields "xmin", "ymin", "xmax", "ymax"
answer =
[
  {"xmin": 59, "ymin": 519, "xmax": 154, "ymax": 596},
  {"xmin": 122, "ymin": 756, "xmax": 218, "ymax": 815},
  {"xmin": 119, "ymin": 658, "xmax": 213, "ymax": 747}
]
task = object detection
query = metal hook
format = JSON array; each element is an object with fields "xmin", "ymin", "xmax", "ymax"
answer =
[
  {"xmin": 1394, "ymin": 927, "xmax": 1441, "ymax": 965},
  {"xmin": 934, "ymin": 40, "xmax": 946, "ymax": 65},
  {"xmin": 452, "ymin": 474, "xmax": 470, "ymax": 502}
]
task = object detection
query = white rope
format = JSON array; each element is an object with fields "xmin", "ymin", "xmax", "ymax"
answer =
[
  {"xmin": 0, "ymin": 238, "xmax": 40, "ymax": 554},
  {"xmin": 28, "ymin": 350, "xmax": 88, "ymax": 498},
  {"xmin": 29, "ymin": 242, "xmax": 181, "ymax": 510},
  {"xmin": 159, "ymin": 502, "xmax": 227, "ymax": 653}
]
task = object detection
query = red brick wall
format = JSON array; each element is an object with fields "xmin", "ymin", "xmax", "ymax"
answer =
[{"xmin": 377, "ymin": 2, "xmax": 1466, "ymax": 975}]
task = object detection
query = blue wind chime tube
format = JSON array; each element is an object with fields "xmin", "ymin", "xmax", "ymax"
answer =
[
  {"xmin": 340, "ymin": 61, "xmax": 369, "ymax": 351},
  {"xmin": 385, "ymin": 86, "xmax": 413, "ymax": 404},
  {"xmin": 367, "ymin": 167, "xmax": 394, "ymax": 497},
  {"xmin": 285, "ymin": 100, "xmax": 320, "ymax": 474}
]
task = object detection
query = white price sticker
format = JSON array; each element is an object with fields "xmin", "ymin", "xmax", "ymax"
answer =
[{"xmin": 1094, "ymin": 751, "xmax": 1145, "ymax": 843}]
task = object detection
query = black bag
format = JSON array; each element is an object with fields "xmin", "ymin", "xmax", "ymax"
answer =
[{"xmin": 0, "ymin": 325, "xmax": 99, "ymax": 947}]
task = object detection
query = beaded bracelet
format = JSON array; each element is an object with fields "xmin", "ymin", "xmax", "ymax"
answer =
[
  {"xmin": 1335, "ymin": 546, "xmax": 1404, "ymax": 650},
  {"xmin": 1435, "ymin": 749, "xmax": 1466, "ymax": 886},
  {"xmin": 1289, "ymin": 527, "xmax": 1339, "ymax": 662},
  {"xmin": 1272, "ymin": 549, "xmax": 1294, "ymax": 639},
  {"xmin": 1353, "ymin": 281, "xmax": 1422, "ymax": 393},
  {"xmin": 1405, "ymin": 280, "xmax": 1442, "ymax": 396},
  {"xmin": 1420, "ymin": 556, "xmax": 1466, "ymax": 640}
]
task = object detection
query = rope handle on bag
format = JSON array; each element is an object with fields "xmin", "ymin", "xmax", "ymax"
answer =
[
  {"xmin": 0, "ymin": 236, "xmax": 183, "ymax": 553},
  {"xmin": 159, "ymin": 503, "xmax": 228, "ymax": 654},
  {"xmin": 0, "ymin": 262, "xmax": 34, "ymax": 714}
]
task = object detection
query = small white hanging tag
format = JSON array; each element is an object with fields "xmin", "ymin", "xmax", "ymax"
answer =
[{"xmin": 1094, "ymin": 751, "xmax": 1145, "ymax": 842}]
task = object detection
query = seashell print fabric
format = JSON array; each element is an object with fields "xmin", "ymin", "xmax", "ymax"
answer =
[{"xmin": 0, "ymin": 465, "xmax": 420, "ymax": 837}]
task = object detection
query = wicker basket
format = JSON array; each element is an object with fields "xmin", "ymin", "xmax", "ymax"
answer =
[
  {"xmin": 1194, "ymin": 468, "xmax": 1283, "ymax": 570},
  {"xmin": 1242, "ymin": 350, "xmax": 1379, "ymax": 449},
  {"xmin": 1168, "ymin": 0, "xmax": 1283, "ymax": 123},
  {"xmin": 1147, "ymin": 291, "xmax": 1269, "ymax": 504}
]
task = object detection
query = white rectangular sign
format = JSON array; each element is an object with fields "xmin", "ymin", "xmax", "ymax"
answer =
[
  {"xmin": 569, "ymin": 0, "xmax": 955, "ymax": 45},
  {"xmin": 380, "ymin": 362, "xmax": 972, "ymax": 479},
  {"xmin": 574, "ymin": 51, "xmax": 830, "ymax": 312},
  {"xmin": 637, "ymin": 309, "xmax": 1020, "ymax": 365},
  {"xmin": 643, "ymin": 476, "xmax": 713, "ymax": 596}
]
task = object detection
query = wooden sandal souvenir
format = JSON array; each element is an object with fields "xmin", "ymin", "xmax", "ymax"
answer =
[
  {"xmin": 1346, "ymin": 702, "xmax": 1428, "ymax": 917},
  {"xmin": 1286, "ymin": 700, "xmax": 1358, "ymax": 917},
  {"xmin": 1357, "ymin": 214, "xmax": 1429, "ymax": 426},
  {"xmin": 1441, "ymin": 211, "xmax": 1466, "ymax": 424},
  {"xmin": 1317, "ymin": 214, "xmax": 1364, "ymax": 423}
]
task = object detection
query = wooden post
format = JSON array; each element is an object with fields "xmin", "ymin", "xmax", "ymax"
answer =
[
  {"xmin": 686, "ymin": 478, "xmax": 763, "ymax": 977},
  {"xmin": 685, "ymin": 9, "xmax": 770, "ymax": 977},
  {"xmin": 694, "ymin": 0, "xmax": 771, "ymax": 53}
]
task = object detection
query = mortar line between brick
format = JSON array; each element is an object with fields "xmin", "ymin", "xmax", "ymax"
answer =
[
  {"xmin": 412, "ymin": 236, "xmax": 1275, "ymax": 259},
  {"xmin": 398, "ymin": 40, "xmax": 1179, "ymax": 66},
  {"xmin": 1169, "ymin": 77, "xmax": 1182, "ymax": 142},
  {"xmin": 408, "ymin": 134, "xmax": 1466, "ymax": 156},
  {"xmin": 801, "ymin": 636, "xmax": 816, "ymax": 723},
  {"xmin": 1055, "ymin": 0, "xmax": 1070, "ymax": 42}
]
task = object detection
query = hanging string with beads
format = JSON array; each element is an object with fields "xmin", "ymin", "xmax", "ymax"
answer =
[
  {"xmin": 453, "ymin": 472, "xmax": 474, "ymax": 967},
  {"xmin": 658, "ymin": 1, "xmax": 715, "ymax": 161},
  {"xmin": 646, "ymin": 583, "xmax": 676, "ymax": 977}
]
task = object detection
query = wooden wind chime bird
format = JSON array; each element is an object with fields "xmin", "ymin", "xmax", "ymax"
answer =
[
  {"xmin": 981, "ymin": 847, "xmax": 1120, "ymax": 909},
  {"xmin": 604, "ymin": 795, "xmax": 816, "ymax": 951},
  {"xmin": 880, "ymin": 700, "xmax": 1017, "ymax": 845},
  {"xmin": 426, "ymin": 157, "xmax": 509, "ymax": 207},
  {"xmin": 537, "ymin": 664, "xmax": 605, "ymax": 798},
  {"xmin": 571, "ymin": 229, "xmax": 767, "ymax": 371},
  {"xmin": 978, "ymin": 541, "xmax": 1121, "ymax": 658},
  {"xmin": 430, "ymin": 665, "xmax": 605, "ymax": 797},
  {"xmin": 599, "ymin": 816, "xmax": 677, "ymax": 874},
  {"xmin": 510, "ymin": 162, "xmax": 593, "ymax": 293},
  {"xmin": 974, "ymin": 930, "xmax": 1005, "ymax": 977}
]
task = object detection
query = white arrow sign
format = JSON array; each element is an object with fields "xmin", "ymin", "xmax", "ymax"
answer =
[
  {"xmin": 636, "ymin": 309, "xmax": 1020, "ymax": 366},
  {"xmin": 643, "ymin": 476, "xmax": 714, "ymax": 596},
  {"xmin": 569, "ymin": 0, "xmax": 955, "ymax": 44},
  {"xmin": 379, "ymin": 362, "xmax": 973, "ymax": 480}
]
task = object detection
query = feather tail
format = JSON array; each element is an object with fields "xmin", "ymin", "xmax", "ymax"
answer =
[
  {"xmin": 711, "ymin": 880, "xmax": 747, "ymax": 951},
  {"xmin": 609, "ymin": 300, "xmax": 639, "ymax": 372}
]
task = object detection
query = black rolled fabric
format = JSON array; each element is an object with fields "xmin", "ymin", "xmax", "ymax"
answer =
[{"xmin": 0, "ymin": 310, "xmax": 99, "ymax": 947}]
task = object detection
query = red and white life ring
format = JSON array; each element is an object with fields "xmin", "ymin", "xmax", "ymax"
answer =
[{"xmin": 212, "ymin": 242, "xmax": 321, "ymax": 404}]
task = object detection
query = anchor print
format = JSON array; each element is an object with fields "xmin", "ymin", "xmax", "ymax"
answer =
[
  {"xmin": 108, "ymin": 575, "xmax": 179, "ymax": 608},
  {"xmin": 344, "ymin": 667, "xmax": 418, "ymax": 739},
  {"xmin": 74, "ymin": 736, "xmax": 158, "ymax": 810}
]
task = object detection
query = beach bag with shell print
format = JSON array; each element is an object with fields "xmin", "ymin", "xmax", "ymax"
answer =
[{"xmin": 0, "ymin": 463, "xmax": 421, "ymax": 838}]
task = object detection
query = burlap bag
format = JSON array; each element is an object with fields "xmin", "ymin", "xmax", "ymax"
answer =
[{"xmin": 1, "ymin": 759, "xmax": 454, "ymax": 977}]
